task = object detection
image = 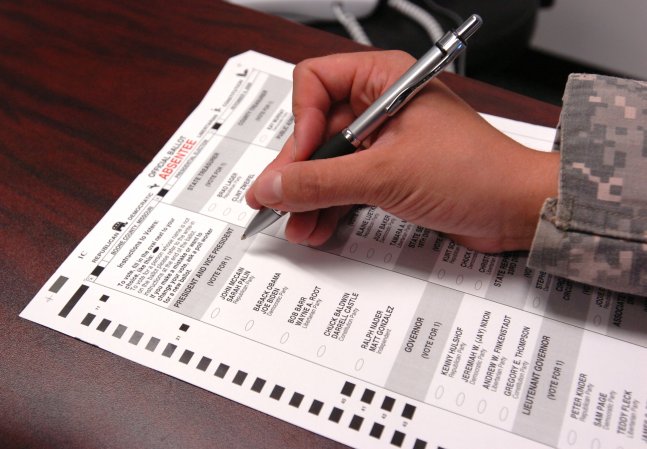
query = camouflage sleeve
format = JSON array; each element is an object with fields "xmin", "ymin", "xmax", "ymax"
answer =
[{"xmin": 528, "ymin": 74, "xmax": 647, "ymax": 296}]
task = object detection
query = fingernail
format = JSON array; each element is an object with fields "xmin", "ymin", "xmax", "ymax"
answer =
[{"xmin": 256, "ymin": 170, "xmax": 283, "ymax": 204}]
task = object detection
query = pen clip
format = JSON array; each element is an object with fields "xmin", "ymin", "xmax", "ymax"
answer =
[
  {"xmin": 384, "ymin": 14, "xmax": 481, "ymax": 116},
  {"xmin": 346, "ymin": 15, "xmax": 481, "ymax": 142}
]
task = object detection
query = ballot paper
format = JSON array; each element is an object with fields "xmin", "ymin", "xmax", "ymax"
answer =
[{"xmin": 22, "ymin": 51, "xmax": 647, "ymax": 449}]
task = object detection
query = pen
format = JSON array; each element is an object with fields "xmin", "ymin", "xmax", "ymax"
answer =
[{"xmin": 242, "ymin": 14, "xmax": 482, "ymax": 240}]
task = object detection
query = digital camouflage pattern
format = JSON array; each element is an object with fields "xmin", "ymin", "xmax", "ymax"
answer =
[{"xmin": 529, "ymin": 74, "xmax": 647, "ymax": 296}]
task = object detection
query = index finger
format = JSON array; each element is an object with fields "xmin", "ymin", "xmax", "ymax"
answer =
[{"xmin": 291, "ymin": 51, "xmax": 415, "ymax": 160}]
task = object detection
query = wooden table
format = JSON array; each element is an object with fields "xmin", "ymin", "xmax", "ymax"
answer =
[{"xmin": 0, "ymin": 1, "xmax": 560, "ymax": 448}]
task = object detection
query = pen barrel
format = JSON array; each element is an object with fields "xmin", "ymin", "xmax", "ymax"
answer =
[
  {"xmin": 309, "ymin": 132, "xmax": 357, "ymax": 160},
  {"xmin": 346, "ymin": 15, "xmax": 482, "ymax": 144},
  {"xmin": 347, "ymin": 45, "xmax": 446, "ymax": 142}
]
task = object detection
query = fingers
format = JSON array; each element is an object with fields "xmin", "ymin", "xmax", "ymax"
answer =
[
  {"xmin": 245, "ymin": 102, "xmax": 359, "ymax": 210},
  {"xmin": 284, "ymin": 210, "xmax": 319, "ymax": 244},
  {"xmin": 244, "ymin": 134, "xmax": 295, "ymax": 210},
  {"xmin": 242, "ymin": 49, "xmax": 560, "ymax": 253},
  {"xmin": 291, "ymin": 51, "xmax": 415, "ymax": 157},
  {"xmin": 247, "ymin": 51, "xmax": 416, "ymax": 211},
  {"xmin": 292, "ymin": 51, "xmax": 415, "ymax": 110},
  {"xmin": 251, "ymin": 148, "xmax": 385, "ymax": 213},
  {"xmin": 284, "ymin": 206, "xmax": 352, "ymax": 246},
  {"xmin": 294, "ymin": 102, "xmax": 359, "ymax": 161}
]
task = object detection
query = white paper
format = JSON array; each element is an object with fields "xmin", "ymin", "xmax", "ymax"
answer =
[{"xmin": 22, "ymin": 51, "xmax": 647, "ymax": 449}]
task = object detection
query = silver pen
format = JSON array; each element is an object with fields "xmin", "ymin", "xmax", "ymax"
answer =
[{"xmin": 242, "ymin": 14, "xmax": 482, "ymax": 240}]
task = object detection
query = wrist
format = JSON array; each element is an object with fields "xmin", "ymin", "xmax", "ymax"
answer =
[{"xmin": 501, "ymin": 149, "xmax": 559, "ymax": 251}]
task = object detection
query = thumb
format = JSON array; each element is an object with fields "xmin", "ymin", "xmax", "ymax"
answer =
[{"xmin": 252, "ymin": 150, "xmax": 385, "ymax": 212}]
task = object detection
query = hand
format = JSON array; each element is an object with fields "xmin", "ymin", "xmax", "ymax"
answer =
[{"xmin": 245, "ymin": 50, "xmax": 559, "ymax": 253}]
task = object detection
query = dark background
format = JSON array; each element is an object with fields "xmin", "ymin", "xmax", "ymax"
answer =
[{"xmin": 306, "ymin": 0, "xmax": 619, "ymax": 105}]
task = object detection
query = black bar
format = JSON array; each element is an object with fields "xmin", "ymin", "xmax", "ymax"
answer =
[
  {"xmin": 97, "ymin": 318, "xmax": 111, "ymax": 332},
  {"xmin": 381, "ymin": 396, "xmax": 395, "ymax": 412},
  {"xmin": 412, "ymin": 439, "xmax": 428, "ymax": 449},
  {"xmin": 289, "ymin": 392, "xmax": 304, "ymax": 408},
  {"xmin": 251, "ymin": 377, "xmax": 266, "ymax": 393},
  {"xmin": 390, "ymin": 430, "xmax": 405, "ymax": 447},
  {"xmin": 341, "ymin": 381, "xmax": 355, "ymax": 397},
  {"xmin": 270, "ymin": 385, "xmax": 285, "ymax": 400},
  {"xmin": 402, "ymin": 403, "xmax": 416, "ymax": 419},
  {"xmin": 179, "ymin": 350, "xmax": 194, "ymax": 364},
  {"xmin": 214, "ymin": 363, "xmax": 229, "ymax": 378},
  {"xmin": 145, "ymin": 337, "xmax": 160, "ymax": 352},
  {"xmin": 361, "ymin": 388, "xmax": 375, "ymax": 404},
  {"xmin": 308, "ymin": 400, "xmax": 323, "ymax": 416},
  {"xmin": 196, "ymin": 356, "xmax": 212, "ymax": 372},
  {"xmin": 328, "ymin": 407, "xmax": 343, "ymax": 423},
  {"xmin": 162, "ymin": 343, "xmax": 177, "ymax": 357},
  {"xmin": 129, "ymin": 331, "xmax": 144, "ymax": 345},
  {"xmin": 58, "ymin": 285, "xmax": 89, "ymax": 317},
  {"xmin": 112, "ymin": 324, "xmax": 127, "ymax": 339},
  {"xmin": 232, "ymin": 370, "xmax": 247, "ymax": 385},
  {"xmin": 49, "ymin": 275, "xmax": 68, "ymax": 293},
  {"xmin": 349, "ymin": 415, "xmax": 363, "ymax": 431},
  {"xmin": 370, "ymin": 423, "xmax": 384, "ymax": 439},
  {"xmin": 81, "ymin": 313, "xmax": 96, "ymax": 326}
]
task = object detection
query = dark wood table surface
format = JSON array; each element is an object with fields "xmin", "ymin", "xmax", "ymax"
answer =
[{"xmin": 0, "ymin": 1, "xmax": 560, "ymax": 448}]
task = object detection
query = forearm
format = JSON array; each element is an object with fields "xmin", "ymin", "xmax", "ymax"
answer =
[{"xmin": 528, "ymin": 74, "xmax": 647, "ymax": 296}]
